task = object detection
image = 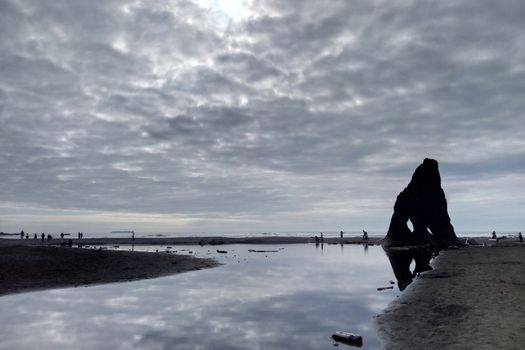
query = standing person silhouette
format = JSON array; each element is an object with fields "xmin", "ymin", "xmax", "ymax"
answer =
[
  {"xmin": 362, "ymin": 230, "xmax": 368, "ymax": 242},
  {"xmin": 20, "ymin": 230, "xmax": 24, "ymax": 239},
  {"xmin": 519, "ymin": 232, "xmax": 523, "ymax": 245},
  {"xmin": 340, "ymin": 230, "xmax": 344, "ymax": 238}
]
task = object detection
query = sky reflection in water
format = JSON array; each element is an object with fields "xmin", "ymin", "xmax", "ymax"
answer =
[{"xmin": 0, "ymin": 244, "xmax": 399, "ymax": 349}]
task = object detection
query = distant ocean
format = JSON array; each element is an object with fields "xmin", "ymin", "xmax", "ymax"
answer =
[{"xmin": 1, "ymin": 230, "xmax": 519, "ymax": 239}]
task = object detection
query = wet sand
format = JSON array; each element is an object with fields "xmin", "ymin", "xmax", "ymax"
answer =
[
  {"xmin": 0, "ymin": 245, "xmax": 218, "ymax": 296},
  {"xmin": 377, "ymin": 244, "xmax": 525, "ymax": 349}
]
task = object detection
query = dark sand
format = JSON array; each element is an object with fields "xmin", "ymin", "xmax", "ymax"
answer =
[
  {"xmin": 0, "ymin": 244, "xmax": 218, "ymax": 296},
  {"xmin": 377, "ymin": 243, "xmax": 525, "ymax": 349}
]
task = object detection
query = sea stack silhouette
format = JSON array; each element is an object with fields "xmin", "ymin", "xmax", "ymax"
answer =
[{"xmin": 384, "ymin": 158, "xmax": 459, "ymax": 248}]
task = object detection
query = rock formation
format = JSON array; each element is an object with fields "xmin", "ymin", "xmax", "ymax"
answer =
[{"xmin": 384, "ymin": 158, "xmax": 459, "ymax": 247}]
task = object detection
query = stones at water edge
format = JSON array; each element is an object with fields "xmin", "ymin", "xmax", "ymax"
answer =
[{"xmin": 384, "ymin": 158, "xmax": 460, "ymax": 248}]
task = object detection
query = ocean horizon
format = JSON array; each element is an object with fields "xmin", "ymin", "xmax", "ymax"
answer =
[{"xmin": 1, "ymin": 230, "xmax": 519, "ymax": 239}]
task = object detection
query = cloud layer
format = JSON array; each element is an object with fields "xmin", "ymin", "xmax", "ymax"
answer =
[{"xmin": 1, "ymin": 0, "xmax": 524, "ymax": 232}]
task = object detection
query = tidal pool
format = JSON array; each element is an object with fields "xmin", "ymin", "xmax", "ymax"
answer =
[{"xmin": 0, "ymin": 244, "xmax": 400, "ymax": 349}]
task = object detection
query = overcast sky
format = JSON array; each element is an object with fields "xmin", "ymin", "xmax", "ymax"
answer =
[{"xmin": 1, "ymin": 0, "xmax": 524, "ymax": 234}]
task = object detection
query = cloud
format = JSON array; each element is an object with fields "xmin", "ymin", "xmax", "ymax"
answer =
[{"xmin": 1, "ymin": 0, "xmax": 524, "ymax": 232}]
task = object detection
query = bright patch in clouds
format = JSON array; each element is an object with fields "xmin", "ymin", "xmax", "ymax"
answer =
[{"xmin": 195, "ymin": 0, "xmax": 253, "ymax": 21}]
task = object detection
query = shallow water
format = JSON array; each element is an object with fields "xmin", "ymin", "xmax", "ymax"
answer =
[{"xmin": 0, "ymin": 244, "xmax": 400, "ymax": 349}]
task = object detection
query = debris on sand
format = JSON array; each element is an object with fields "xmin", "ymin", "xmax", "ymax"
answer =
[
  {"xmin": 248, "ymin": 249, "xmax": 279, "ymax": 253},
  {"xmin": 331, "ymin": 331, "xmax": 363, "ymax": 347},
  {"xmin": 377, "ymin": 286, "xmax": 394, "ymax": 291}
]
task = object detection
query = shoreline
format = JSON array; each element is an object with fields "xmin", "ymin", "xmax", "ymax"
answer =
[
  {"xmin": 2, "ymin": 234, "xmax": 519, "ymax": 247},
  {"xmin": 0, "ymin": 236, "xmax": 381, "ymax": 297},
  {"xmin": 0, "ymin": 236, "xmax": 379, "ymax": 297},
  {"xmin": 376, "ymin": 244, "xmax": 525, "ymax": 349},
  {"xmin": 0, "ymin": 235, "xmax": 383, "ymax": 246},
  {"xmin": 0, "ymin": 245, "xmax": 218, "ymax": 297}
]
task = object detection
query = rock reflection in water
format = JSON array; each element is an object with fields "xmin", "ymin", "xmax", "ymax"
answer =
[{"xmin": 383, "ymin": 246, "xmax": 435, "ymax": 291}]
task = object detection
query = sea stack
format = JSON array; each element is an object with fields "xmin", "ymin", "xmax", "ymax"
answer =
[{"xmin": 384, "ymin": 158, "xmax": 459, "ymax": 247}]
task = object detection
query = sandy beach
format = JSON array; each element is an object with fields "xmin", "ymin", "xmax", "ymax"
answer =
[
  {"xmin": 0, "ymin": 244, "xmax": 218, "ymax": 296},
  {"xmin": 376, "ymin": 243, "xmax": 525, "ymax": 349}
]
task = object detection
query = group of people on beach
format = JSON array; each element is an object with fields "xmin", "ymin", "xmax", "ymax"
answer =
[
  {"xmin": 19, "ymin": 231, "xmax": 44, "ymax": 240},
  {"xmin": 491, "ymin": 231, "xmax": 523, "ymax": 244},
  {"xmin": 314, "ymin": 230, "xmax": 369, "ymax": 243},
  {"xmin": 18, "ymin": 230, "xmax": 85, "ymax": 241},
  {"xmin": 491, "ymin": 231, "xmax": 522, "ymax": 244}
]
